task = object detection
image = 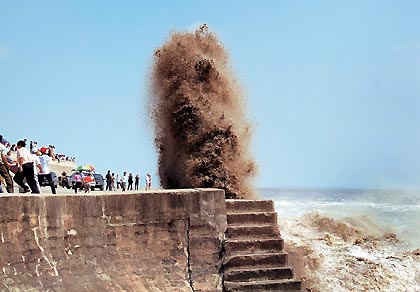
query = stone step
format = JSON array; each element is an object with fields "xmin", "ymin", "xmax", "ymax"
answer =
[
  {"xmin": 223, "ymin": 252, "xmax": 288, "ymax": 270},
  {"xmin": 227, "ymin": 212, "xmax": 277, "ymax": 225},
  {"xmin": 226, "ymin": 224, "xmax": 280, "ymax": 239},
  {"xmin": 225, "ymin": 238, "xmax": 284, "ymax": 255},
  {"xmin": 226, "ymin": 199, "xmax": 275, "ymax": 213},
  {"xmin": 225, "ymin": 266, "xmax": 294, "ymax": 282},
  {"xmin": 224, "ymin": 279, "xmax": 302, "ymax": 291}
]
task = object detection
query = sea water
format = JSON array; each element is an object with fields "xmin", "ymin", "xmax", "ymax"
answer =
[
  {"xmin": 259, "ymin": 188, "xmax": 420, "ymax": 248},
  {"xmin": 257, "ymin": 188, "xmax": 420, "ymax": 292}
]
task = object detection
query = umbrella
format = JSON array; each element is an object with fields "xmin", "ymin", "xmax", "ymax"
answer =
[{"xmin": 75, "ymin": 164, "xmax": 96, "ymax": 172}]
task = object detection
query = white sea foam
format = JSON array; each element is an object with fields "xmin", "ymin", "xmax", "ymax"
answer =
[
  {"xmin": 279, "ymin": 213, "xmax": 420, "ymax": 292},
  {"xmin": 259, "ymin": 189, "xmax": 420, "ymax": 292}
]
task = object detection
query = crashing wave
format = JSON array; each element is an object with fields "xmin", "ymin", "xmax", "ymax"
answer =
[
  {"xmin": 280, "ymin": 213, "xmax": 420, "ymax": 292},
  {"xmin": 148, "ymin": 26, "xmax": 257, "ymax": 199}
]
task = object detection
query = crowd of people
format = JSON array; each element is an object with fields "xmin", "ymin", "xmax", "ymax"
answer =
[
  {"xmin": 2, "ymin": 138, "xmax": 75, "ymax": 163},
  {"xmin": 28, "ymin": 140, "xmax": 75, "ymax": 162},
  {"xmin": 0, "ymin": 135, "xmax": 56, "ymax": 194},
  {"xmin": 2, "ymin": 139, "xmax": 75, "ymax": 163},
  {"xmin": 104, "ymin": 171, "xmax": 152, "ymax": 192},
  {"xmin": 1, "ymin": 134, "xmax": 153, "ymax": 194},
  {"xmin": 68, "ymin": 171, "xmax": 95, "ymax": 194}
]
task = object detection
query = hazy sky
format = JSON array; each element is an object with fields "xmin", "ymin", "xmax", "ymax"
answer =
[{"xmin": 1, "ymin": 1, "xmax": 420, "ymax": 189}]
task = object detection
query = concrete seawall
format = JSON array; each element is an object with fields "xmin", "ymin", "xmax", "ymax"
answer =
[{"xmin": 0, "ymin": 189, "xmax": 227, "ymax": 291}]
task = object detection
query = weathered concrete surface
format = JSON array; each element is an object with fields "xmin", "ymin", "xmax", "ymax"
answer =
[{"xmin": 0, "ymin": 189, "xmax": 226, "ymax": 292}]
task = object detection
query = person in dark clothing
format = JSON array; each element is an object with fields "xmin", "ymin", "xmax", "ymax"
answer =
[
  {"xmin": 15, "ymin": 140, "xmax": 39, "ymax": 193},
  {"xmin": 127, "ymin": 173, "xmax": 133, "ymax": 191},
  {"xmin": 105, "ymin": 170, "xmax": 112, "ymax": 191},
  {"xmin": 111, "ymin": 173, "xmax": 116, "ymax": 190},
  {"xmin": 134, "ymin": 174, "xmax": 139, "ymax": 190}
]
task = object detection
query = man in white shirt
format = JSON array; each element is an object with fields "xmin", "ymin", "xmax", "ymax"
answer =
[
  {"xmin": 14, "ymin": 140, "xmax": 40, "ymax": 193},
  {"xmin": 39, "ymin": 153, "xmax": 51, "ymax": 174},
  {"xmin": 32, "ymin": 152, "xmax": 42, "ymax": 192},
  {"xmin": 38, "ymin": 153, "xmax": 56, "ymax": 194},
  {"xmin": 145, "ymin": 173, "xmax": 151, "ymax": 191},
  {"xmin": 121, "ymin": 172, "xmax": 127, "ymax": 191},
  {"xmin": 32, "ymin": 141, "xmax": 38, "ymax": 154}
]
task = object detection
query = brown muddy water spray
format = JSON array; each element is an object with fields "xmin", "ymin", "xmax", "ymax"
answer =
[{"xmin": 148, "ymin": 26, "xmax": 257, "ymax": 199}]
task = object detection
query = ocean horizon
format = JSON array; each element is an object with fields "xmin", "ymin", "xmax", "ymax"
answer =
[{"xmin": 258, "ymin": 187, "xmax": 420, "ymax": 248}]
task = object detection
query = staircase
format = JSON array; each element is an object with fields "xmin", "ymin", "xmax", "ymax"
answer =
[{"xmin": 222, "ymin": 200, "xmax": 302, "ymax": 292}]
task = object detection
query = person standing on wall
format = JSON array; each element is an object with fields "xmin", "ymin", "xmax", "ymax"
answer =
[
  {"xmin": 116, "ymin": 174, "xmax": 120, "ymax": 189},
  {"xmin": 121, "ymin": 171, "xmax": 127, "ymax": 191},
  {"xmin": 145, "ymin": 173, "xmax": 151, "ymax": 191},
  {"xmin": 14, "ymin": 140, "xmax": 39, "ymax": 193},
  {"xmin": 38, "ymin": 151, "xmax": 56, "ymax": 194},
  {"xmin": 134, "ymin": 174, "xmax": 139, "ymax": 190},
  {"xmin": 15, "ymin": 151, "xmax": 41, "ymax": 194},
  {"xmin": 0, "ymin": 135, "xmax": 14, "ymax": 193},
  {"xmin": 105, "ymin": 170, "xmax": 112, "ymax": 191},
  {"xmin": 83, "ymin": 173, "xmax": 94, "ymax": 193},
  {"xmin": 111, "ymin": 173, "xmax": 116, "ymax": 190},
  {"xmin": 127, "ymin": 173, "xmax": 133, "ymax": 190},
  {"xmin": 73, "ymin": 171, "xmax": 83, "ymax": 194},
  {"xmin": 32, "ymin": 151, "xmax": 42, "ymax": 193}
]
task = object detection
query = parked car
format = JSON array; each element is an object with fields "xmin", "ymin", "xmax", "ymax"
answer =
[
  {"xmin": 93, "ymin": 174, "xmax": 104, "ymax": 191},
  {"xmin": 38, "ymin": 172, "xmax": 59, "ymax": 194}
]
